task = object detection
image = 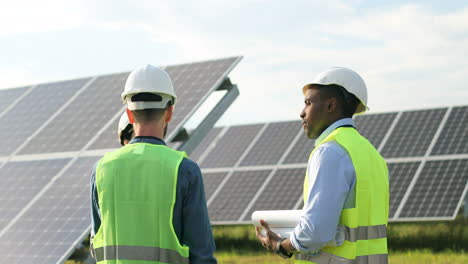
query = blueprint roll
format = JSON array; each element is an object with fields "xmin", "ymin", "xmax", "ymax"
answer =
[{"xmin": 252, "ymin": 210, "xmax": 302, "ymax": 238}]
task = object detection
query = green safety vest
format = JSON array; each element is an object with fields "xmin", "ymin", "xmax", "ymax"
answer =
[
  {"xmin": 296, "ymin": 127, "xmax": 389, "ymax": 264},
  {"xmin": 92, "ymin": 143, "xmax": 190, "ymax": 264}
]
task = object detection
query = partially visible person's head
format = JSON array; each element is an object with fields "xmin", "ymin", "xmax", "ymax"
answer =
[
  {"xmin": 299, "ymin": 67, "xmax": 367, "ymax": 139},
  {"xmin": 121, "ymin": 64, "xmax": 177, "ymax": 139},
  {"xmin": 118, "ymin": 112, "xmax": 134, "ymax": 146}
]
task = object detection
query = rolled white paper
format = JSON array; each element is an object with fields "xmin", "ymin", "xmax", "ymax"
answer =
[{"xmin": 252, "ymin": 210, "xmax": 303, "ymax": 238}]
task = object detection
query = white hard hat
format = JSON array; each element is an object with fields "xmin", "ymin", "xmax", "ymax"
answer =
[
  {"xmin": 303, "ymin": 67, "xmax": 368, "ymax": 114},
  {"xmin": 118, "ymin": 112, "xmax": 131, "ymax": 142},
  {"xmin": 121, "ymin": 64, "xmax": 177, "ymax": 110}
]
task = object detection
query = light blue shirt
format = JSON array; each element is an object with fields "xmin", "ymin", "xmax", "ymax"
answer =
[{"xmin": 290, "ymin": 118, "xmax": 357, "ymax": 254}]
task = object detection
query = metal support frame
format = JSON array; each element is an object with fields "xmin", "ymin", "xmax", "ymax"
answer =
[{"xmin": 178, "ymin": 79, "xmax": 239, "ymax": 155}]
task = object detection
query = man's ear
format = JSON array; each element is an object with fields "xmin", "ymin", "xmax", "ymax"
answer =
[
  {"xmin": 327, "ymin": 98, "xmax": 337, "ymax": 113},
  {"xmin": 126, "ymin": 108, "xmax": 135, "ymax": 124},
  {"xmin": 165, "ymin": 105, "xmax": 174, "ymax": 123}
]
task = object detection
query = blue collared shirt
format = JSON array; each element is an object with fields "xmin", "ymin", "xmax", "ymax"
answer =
[
  {"xmin": 290, "ymin": 118, "xmax": 357, "ymax": 254},
  {"xmin": 90, "ymin": 136, "xmax": 217, "ymax": 264}
]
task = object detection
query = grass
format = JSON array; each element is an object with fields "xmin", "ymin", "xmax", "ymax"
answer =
[
  {"xmin": 66, "ymin": 216, "xmax": 468, "ymax": 263},
  {"xmin": 213, "ymin": 250, "xmax": 468, "ymax": 264}
]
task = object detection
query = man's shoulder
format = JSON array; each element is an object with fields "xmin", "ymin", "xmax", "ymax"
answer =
[
  {"xmin": 314, "ymin": 141, "xmax": 349, "ymax": 159},
  {"xmin": 179, "ymin": 157, "xmax": 202, "ymax": 178}
]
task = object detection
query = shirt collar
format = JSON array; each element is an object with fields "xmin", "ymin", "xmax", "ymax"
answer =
[
  {"xmin": 129, "ymin": 136, "xmax": 166, "ymax": 146},
  {"xmin": 314, "ymin": 118, "xmax": 355, "ymax": 147}
]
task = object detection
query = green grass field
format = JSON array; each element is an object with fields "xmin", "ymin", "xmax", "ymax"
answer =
[{"xmin": 67, "ymin": 216, "xmax": 468, "ymax": 263}]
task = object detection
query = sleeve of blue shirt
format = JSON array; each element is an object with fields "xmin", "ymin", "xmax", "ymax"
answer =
[
  {"xmin": 174, "ymin": 158, "xmax": 217, "ymax": 264},
  {"xmin": 90, "ymin": 163, "xmax": 100, "ymax": 237},
  {"xmin": 290, "ymin": 141, "xmax": 356, "ymax": 254}
]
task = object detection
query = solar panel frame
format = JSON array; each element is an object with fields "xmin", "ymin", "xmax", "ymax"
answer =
[
  {"xmin": 241, "ymin": 167, "xmax": 306, "ymax": 221},
  {"xmin": 387, "ymin": 161, "xmax": 421, "ymax": 219},
  {"xmin": 209, "ymin": 169, "xmax": 272, "ymax": 222},
  {"xmin": 431, "ymin": 106, "xmax": 468, "ymax": 155},
  {"xmin": 354, "ymin": 112, "xmax": 398, "ymax": 149},
  {"xmin": 380, "ymin": 108, "xmax": 447, "ymax": 158},
  {"xmin": 0, "ymin": 79, "xmax": 90, "ymax": 157},
  {"xmin": 0, "ymin": 157, "xmax": 98, "ymax": 264},
  {"xmin": 200, "ymin": 124, "xmax": 265, "ymax": 168},
  {"xmin": 398, "ymin": 158, "xmax": 468, "ymax": 219},
  {"xmin": 239, "ymin": 121, "xmax": 302, "ymax": 167}
]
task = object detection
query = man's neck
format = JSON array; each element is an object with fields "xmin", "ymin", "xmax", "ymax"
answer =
[{"xmin": 134, "ymin": 122, "xmax": 165, "ymax": 139}]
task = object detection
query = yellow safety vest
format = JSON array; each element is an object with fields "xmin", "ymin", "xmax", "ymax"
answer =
[
  {"xmin": 296, "ymin": 127, "xmax": 389, "ymax": 264},
  {"xmin": 92, "ymin": 143, "xmax": 190, "ymax": 264}
]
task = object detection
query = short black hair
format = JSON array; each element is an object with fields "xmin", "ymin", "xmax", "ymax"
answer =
[
  {"xmin": 315, "ymin": 84, "xmax": 360, "ymax": 118},
  {"xmin": 120, "ymin": 124, "xmax": 133, "ymax": 146}
]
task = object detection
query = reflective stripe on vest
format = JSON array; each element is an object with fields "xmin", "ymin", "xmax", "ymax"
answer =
[
  {"xmin": 94, "ymin": 245, "xmax": 189, "ymax": 264},
  {"xmin": 343, "ymin": 224, "xmax": 387, "ymax": 242},
  {"xmin": 296, "ymin": 252, "xmax": 388, "ymax": 264}
]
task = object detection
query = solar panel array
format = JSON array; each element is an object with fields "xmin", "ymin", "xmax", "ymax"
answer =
[
  {"xmin": 189, "ymin": 106, "xmax": 468, "ymax": 224},
  {"xmin": 0, "ymin": 56, "xmax": 242, "ymax": 264}
]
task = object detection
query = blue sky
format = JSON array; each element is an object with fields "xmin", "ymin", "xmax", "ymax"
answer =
[{"xmin": 1, "ymin": 0, "xmax": 467, "ymax": 126}]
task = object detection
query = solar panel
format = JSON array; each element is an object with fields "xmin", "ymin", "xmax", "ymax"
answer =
[
  {"xmin": 282, "ymin": 132, "xmax": 315, "ymax": 164},
  {"xmin": 242, "ymin": 167, "xmax": 305, "ymax": 221},
  {"xmin": 381, "ymin": 108, "xmax": 447, "ymax": 158},
  {"xmin": 239, "ymin": 121, "xmax": 301, "ymax": 166},
  {"xmin": 0, "ymin": 157, "xmax": 98, "ymax": 264},
  {"xmin": 387, "ymin": 162, "xmax": 421, "ymax": 218},
  {"xmin": 0, "ymin": 86, "xmax": 29, "ymax": 110},
  {"xmin": 0, "ymin": 159, "xmax": 70, "ymax": 231},
  {"xmin": 354, "ymin": 112, "xmax": 397, "ymax": 149},
  {"xmin": 0, "ymin": 57, "xmax": 242, "ymax": 263},
  {"xmin": 200, "ymin": 124, "xmax": 264, "ymax": 168},
  {"xmin": 399, "ymin": 159, "xmax": 468, "ymax": 219},
  {"xmin": 0, "ymin": 79, "xmax": 90, "ymax": 156},
  {"xmin": 189, "ymin": 127, "xmax": 222, "ymax": 163},
  {"xmin": 19, "ymin": 74, "xmax": 127, "ymax": 154},
  {"xmin": 209, "ymin": 169, "xmax": 271, "ymax": 222},
  {"xmin": 431, "ymin": 106, "xmax": 468, "ymax": 155},
  {"xmin": 202, "ymin": 171, "xmax": 230, "ymax": 201},
  {"xmin": 87, "ymin": 57, "xmax": 241, "ymax": 151}
]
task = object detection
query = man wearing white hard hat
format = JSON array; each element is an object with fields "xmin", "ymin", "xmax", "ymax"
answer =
[
  {"xmin": 90, "ymin": 65, "xmax": 217, "ymax": 264},
  {"xmin": 257, "ymin": 67, "xmax": 389, "ymax": 263},
  {"xmin": 118, "ymin": 112, "xmax": 134, "ymax": 146}
]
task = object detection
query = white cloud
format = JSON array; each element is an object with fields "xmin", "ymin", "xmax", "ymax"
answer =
[{"xmin": 0, "ymin": 0, "xmax": 89, "ymax": 35}]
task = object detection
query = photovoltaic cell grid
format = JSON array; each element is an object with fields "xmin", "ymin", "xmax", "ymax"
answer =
[
  {"xmin": 239, "ymin": 121, "xmax": 300, "ymax": 166},
  {"xmin": 200, "ymin": 124, "xmax": 264, "ymax": 168},
  {"xmin": 0, "ymin": 78, "xmax": 89, "ymax": 156},
  {"xmin": 242, "ymin": 167, "xmax": 306, "ymax": 221},
  {"xmin": 0, "ymin": 86, "xmax": 29, "ymax": 110},
  {"xmin": 202, "ymin": 172, "xmax": 229, "ymax": 201},
  {"xmin": 0, "ymin": 157, "xmax": 98, "ymax": 264},
  {"xmin": 0, "ymin": 159, "xmax": 70, "ymax": 231},
  {"xmin": 431, "ymin": 106, "xmax": 468, "ymax": 155},
  {"xmin": 200, "ymin": 106, "xmax": 468, "ymax": 224},
  {"xmin": 209, "ymin": 170, "xmax": 271, "ymax": 222},
  {"xmin": 381, "ymin": 108, "xmax": 447, "ymax": 158},
  {"xmin": 354, "ymin": 112, "xmax": 397, "ymax": 149},
  {"xmin": 283, "ymin": 131, "xmax": 315, "ymax": 164},
  {"xmin": 189, "ymin": 127, "xmax": 222, "ymax": 163},
  {"xmin": 87, "ymin": 57, "xmax": 240, "ymax": 151},
  {"xmin": 387, "ymin": 162, "xmax": 421, "ymax": 218},
  {"xmin": 165, "ymin": 57, "xmax": 239, "ymax": 139},
  {"xmin": 20, "ymin": 73, "xmax": 128, "ymax": 154},
  {"xmin": 399, "ymin": 159, "xmax": 468, "ymax": 218}
]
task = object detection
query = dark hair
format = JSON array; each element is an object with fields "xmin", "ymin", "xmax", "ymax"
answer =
[
  {"xmin": 130, "ymin": 93, "xmax": 174, "ymax": 123},
  {"xmin": 120, "ymin": 124, "xmax": 134, "ymax": 146},
  {"xmin": 316, "ymin": 84, "xmax": 360, "ymax": 118}
]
